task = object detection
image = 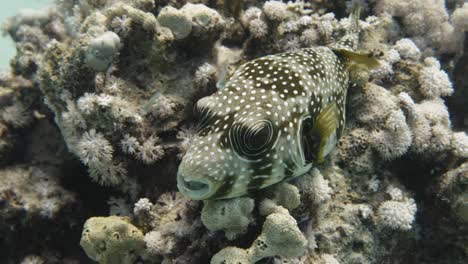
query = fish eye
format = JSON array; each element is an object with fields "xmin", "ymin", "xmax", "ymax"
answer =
[{"xmin": 230, "ymin": 120, "xmax": 276, "ymax": 158}]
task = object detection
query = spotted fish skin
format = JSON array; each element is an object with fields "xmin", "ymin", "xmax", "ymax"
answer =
[
  {"xmin": 177, "ymin": 46, "xmax": 349, "ymax": 199},
  {"xmin": 177, "ymin": 8, "xmax": 365, "ymax": 200}
]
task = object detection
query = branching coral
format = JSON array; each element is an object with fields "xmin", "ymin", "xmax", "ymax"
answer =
[{"xmin": 2, "ymin": 0, "xmax": 467, "ymax": 263}]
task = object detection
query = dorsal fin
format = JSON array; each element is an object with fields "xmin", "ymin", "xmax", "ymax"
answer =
[
  {"xmin": 331, "ymin": 3, "xmax": 361, "ymax": 51},
  {"xmin": 334, "ymin": 49, "xmax": 380, "ymax": 69}
]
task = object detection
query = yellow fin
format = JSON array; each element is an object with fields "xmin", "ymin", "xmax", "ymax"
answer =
[
  {"xmin": 313, "ymin": 102, "xmax": 339, "ymax": 163},
  {"xmin": 336, "ymin": 49, "xmax": 380, "ymax": 69}
]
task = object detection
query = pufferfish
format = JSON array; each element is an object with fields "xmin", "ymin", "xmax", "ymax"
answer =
[{"xmin": 177, "ymin": 6, "xmax": 378, "ymax": 200}]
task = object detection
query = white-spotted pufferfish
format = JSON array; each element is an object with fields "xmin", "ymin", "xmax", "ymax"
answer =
[{"xmin": 177, "ymin": 6, "xmax": 378, "ymax": 200}]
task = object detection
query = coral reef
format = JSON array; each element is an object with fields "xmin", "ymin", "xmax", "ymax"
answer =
[{"xmin": 0, "ymin": 0, "xmax": 467, "ymax": 263}]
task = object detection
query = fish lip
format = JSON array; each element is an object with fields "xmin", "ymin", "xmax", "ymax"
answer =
[{"xmin": 177, "ymin": 173, "xmax": 214, "ymax": 200}]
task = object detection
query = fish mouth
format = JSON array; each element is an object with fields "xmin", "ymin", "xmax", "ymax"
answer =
[{"xmin": 177, "ymin": 174, "xmax": 214, "ymax": 200}]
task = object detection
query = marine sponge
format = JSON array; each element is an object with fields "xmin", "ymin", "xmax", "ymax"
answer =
[
  {"xmin": 211, "ymin": 211, "xmax": 307, "ymax": 263},
  {"xmin": 80, "ymin": 216, "xmax": 145, "ymax": 264},
  {"xmin": 251, "ymin": 212, "xmax": 307, "ymax": 258},
  {"xmin": 264, "ymin": 182, "xmax": 301, "ymax": 212},
  {"xmin": 211, "ymin": 247, "xmax": 252, "ymax": 264},
  {"xmin": 201, "ymin": 197, "xmax": 255, "ymax": 240}
]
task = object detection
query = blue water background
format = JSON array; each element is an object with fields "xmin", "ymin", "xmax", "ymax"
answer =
[{"xmin": 1, "ymin": 0, "xmax": 53, "ymax": 70}]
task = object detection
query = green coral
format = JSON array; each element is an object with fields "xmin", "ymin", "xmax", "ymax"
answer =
[{"xmin": 80, "ymin": 216, "xmax": 145, "ymax": 264}]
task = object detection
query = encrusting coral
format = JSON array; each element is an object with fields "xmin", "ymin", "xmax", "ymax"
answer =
[{"xmin": 1, "ymin": 0, "xmax": 467, "ymax": 263}]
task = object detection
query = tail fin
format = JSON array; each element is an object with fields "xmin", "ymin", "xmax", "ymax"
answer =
[{"xmin": 331, "ymin": 4, "xmax": 380, "ymax": 72}]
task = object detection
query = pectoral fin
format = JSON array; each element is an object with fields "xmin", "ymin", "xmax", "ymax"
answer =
[{"xmin": 313, "ymin": 102, "xmax": 339, "ymax": 163}]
